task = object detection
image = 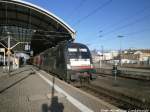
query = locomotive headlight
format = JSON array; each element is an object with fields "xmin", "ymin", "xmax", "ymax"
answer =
[{"xmin": 67, "ymin": 64, "xmax": 71, "ymax": 69}]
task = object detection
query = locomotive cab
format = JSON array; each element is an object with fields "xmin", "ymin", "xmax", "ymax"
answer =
[{"xmin": 66, "ymin": 43, "xmax": 96, "ymax": 81}]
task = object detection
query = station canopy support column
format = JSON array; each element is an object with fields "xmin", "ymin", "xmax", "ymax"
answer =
[{"xmin": 0, "ymin": 0, "xmax": 75, "ymax": 57}]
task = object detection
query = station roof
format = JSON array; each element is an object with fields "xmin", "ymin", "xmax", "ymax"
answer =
[{"xmin": 0, "ymin": 0, "xmax": 75, "ymax": 55}]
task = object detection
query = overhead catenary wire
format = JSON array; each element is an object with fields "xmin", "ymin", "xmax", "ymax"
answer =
[
  {"xmin": 101, "ymin": 14, "xmax": 150, "ymax": 37},
  {"xmin": 98, "ymin": 6, "xmax": 150, "ymax": 32},
  {"xmin": 68, "ymin": 0, "xmax": 87, "ymax": 20},
  {"xmin": 122, "ymin": 28, "xmax": 150, "ymax": 36},
  {"xmin": 93, "ymin": 28, "xmax": 150, "ymax": 45},
  {"xmin": 112, "ymin": 28, "xmax": 149, "ymax": 40},
  {"xmin": 73, "ymin": 0, "xmax": 113, "ymax": 26}
]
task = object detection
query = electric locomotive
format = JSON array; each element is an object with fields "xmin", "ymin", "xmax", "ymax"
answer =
[{"xmin": 33, "ymin": 42, "xmax": 96, "ymax": 82}]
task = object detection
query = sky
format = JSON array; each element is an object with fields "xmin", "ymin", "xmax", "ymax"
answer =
[{"xmin": 26, "ymin": 0, "xmax": 150, "ymax": 51}]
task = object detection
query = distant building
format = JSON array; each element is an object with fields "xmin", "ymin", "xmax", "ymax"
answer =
[
  {"xmin": 101, "ymin": 51, "xmax": 118, "ymax": 61},
  {"xmin": 91, "ymin": 50, "xmax": 101, "ymax": 63},
  {"xmin": 121, "ymin": 49, "xmax": 150, "ymax": 64},
  {"xmin": 91, "ymin": 50, "xmax": 119, "ymax": 63},
  {"xmin": 91, "ymin": 49, "xmax": 150, "ymax": 65}
]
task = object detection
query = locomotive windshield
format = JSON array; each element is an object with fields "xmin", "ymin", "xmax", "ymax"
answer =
[
  {"xmin": 80, "ymin": 52, "xmax": 90, "ymax": 59},
  {"xmin": 68, "ymin": 47, "xmax": 90, "ymax": 59},
  {"xmin": 68, "ymin": 48, "xmax": 78, "ymax": 59},
  {"xmin": 68, "ymin": 52, "xmax": 78, "ymax": 59}
]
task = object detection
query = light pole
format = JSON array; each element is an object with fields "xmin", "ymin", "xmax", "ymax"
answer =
[
  {"xmin": 7, "ymin": 33, "xmax": 11, "ymax": 74},
  {"xmin": 117, "ymin": 35, "xmax": 124, "ymax": 66},
  {"xmin": 0, "ymin": 31, "xmax": 29, "ymax": 75},
  {"xmin": 98, "ymin": 30, "xmax": 103, "ymax": 69}
]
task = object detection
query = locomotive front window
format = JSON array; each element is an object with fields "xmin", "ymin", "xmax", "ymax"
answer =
[
  {"xmin": 78, "ymin": 48, "xmax": 90, "ymax": 59},
  {"xmin": 68, "ymin": 48, "xmax": 78, "ymax": 59},
  {"xmin": 68, "ymin": 47, "xmax": 90, "ymax": 59},
  {"xmin": 79, "ymin": 48, "xmax": 87, "ymax": 52},
  {"xmin": 68, "ymin": 52, "xmax": 78, "ymax": 59},
  {"xmin": 80, "ymin": 52, "xmax": 90, "ymax": 59},
  {"xmin": 68, "ymin": 48, "xmax": 77, "ymax": 52}
]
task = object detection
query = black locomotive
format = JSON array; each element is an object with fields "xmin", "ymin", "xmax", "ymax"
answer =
[{"xmin": 33, "ymin": 42, "xmax": 96, "ymax": 82}]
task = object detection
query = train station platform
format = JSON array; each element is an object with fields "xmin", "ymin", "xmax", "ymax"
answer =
[{"xmin": 0, "ymin": 65, "xmax": 119, "ymax": 112}]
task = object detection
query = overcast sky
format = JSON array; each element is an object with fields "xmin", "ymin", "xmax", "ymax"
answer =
[{"xmin": 26, "ymin": 0, "xmax": 150, "ymax": 50}]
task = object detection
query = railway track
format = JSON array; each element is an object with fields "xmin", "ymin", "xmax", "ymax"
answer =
[
  {"xmin": 39, "ymin": 69, "xmax": 150, "ymax": 110},
  {"xmin": 96, "ymin": 68, "xmax": 150, "ymax": 81},
  {"xmin": 77, "ymin": 82, "xmax": 150, "ymax": 110}
]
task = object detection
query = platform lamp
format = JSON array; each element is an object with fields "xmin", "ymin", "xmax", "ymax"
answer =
[{"xmin": 98, "ymin": 30, "xmax": 103, "ymax": 69}]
